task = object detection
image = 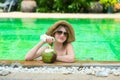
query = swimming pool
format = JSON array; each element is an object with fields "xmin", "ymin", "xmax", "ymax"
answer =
[{"xmin": 0, "ymin": 18, "xmax": 120, "ymax": 61}]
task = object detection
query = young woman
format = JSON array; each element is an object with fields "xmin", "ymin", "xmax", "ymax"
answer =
[{"xmin": 25, "ymin": 20, "xmax": 75, "ymax": 63}]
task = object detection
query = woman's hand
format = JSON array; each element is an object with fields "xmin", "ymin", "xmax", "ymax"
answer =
[
  {"xmin": 40, "ymin": 34, "xmax": 55, "ymax": 44},
  {"xmin": 45, "ymin": 36, "xmax": 55, "ymax": 44}
]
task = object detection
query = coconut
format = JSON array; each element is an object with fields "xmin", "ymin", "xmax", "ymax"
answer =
[{"xmin": 42, "ymin": 48, "xmax": 57, "ymax": 63}]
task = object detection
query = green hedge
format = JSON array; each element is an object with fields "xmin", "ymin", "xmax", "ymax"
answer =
[
  {"xmin": 36, "ymin": 0, "xmax": 97, "ymax": 13},
  {"xmin": 0, "ymin": 0, "xmax": 118, "ymax": 13}
]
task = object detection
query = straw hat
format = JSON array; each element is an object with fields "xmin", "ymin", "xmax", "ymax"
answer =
[{"xmin": 46, "ymin": 20, "xmax": 75, "ymax": 43}]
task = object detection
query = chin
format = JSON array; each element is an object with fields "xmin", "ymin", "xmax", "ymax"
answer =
[
  {"xmin": 59, "ymin": 40, "xmax": 65, "ymax": 43},
  {"xmin": 56, "ymin": 39, "xmax": 66, "ymax": 44}
]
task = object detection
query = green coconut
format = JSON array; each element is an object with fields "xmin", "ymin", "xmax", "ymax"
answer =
[{"xmin": 42, "ymin": 48, "xmax": 57, "ymax": 63}]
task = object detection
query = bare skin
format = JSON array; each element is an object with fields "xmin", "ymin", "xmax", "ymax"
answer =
[{"xmin": 25, "ymin": 27, "xmax": 75, "ymax": 63}]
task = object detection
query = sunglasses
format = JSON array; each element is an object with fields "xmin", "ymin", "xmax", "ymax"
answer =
[{"xmin": 55, "ymin": 30, "xmax": 68, "ymax": 36}]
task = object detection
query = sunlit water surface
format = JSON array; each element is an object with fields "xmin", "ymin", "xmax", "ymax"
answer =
[{"xmin": 0, "ymin": 18, "xmax": 120, "ymax": 61}]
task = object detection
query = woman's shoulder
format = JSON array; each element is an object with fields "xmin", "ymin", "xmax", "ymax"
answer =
[
  {"xmin": 65, "ymin": 43, "xmax": 74, "ymax": 52},
  {"xmin": 66, "ymin": 43, "xmax": 73, "ymax": 48}
]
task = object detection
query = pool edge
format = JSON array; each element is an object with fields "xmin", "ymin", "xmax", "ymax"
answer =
[
  {"xmin": 0, "ymin": 12, "xmax": 120, "ymax": 18},
  {"xmin": 0, "ymin": 60, "xmax": 120, "ymax": 67}
]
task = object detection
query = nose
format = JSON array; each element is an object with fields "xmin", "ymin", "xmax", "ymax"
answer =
[{"xmin": 60, "ymin": 33, "xmax": 65, "ymax": 37}]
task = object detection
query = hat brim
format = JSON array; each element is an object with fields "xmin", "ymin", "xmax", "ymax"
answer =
[{"xmin": 46, "ymin": 20, "xmax": 75, "ymax": 43}]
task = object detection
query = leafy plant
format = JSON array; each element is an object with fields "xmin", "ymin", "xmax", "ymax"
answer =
[
  {"xmin": 53, "ymin": 0, "xmax": 72, "ymax": 13},
  {"xmin": 36, "ymin": 0, "xmax": 54, "ymax": 12},
  {"xmin": 0, "ymin": 0, "xmax": 5, "ymax": 3},
  {"xmin": 36, "ymin": 0, "xmax": 100, "ymax": 13},
  {"xmin": 114, "ymin": 3, "xmax": 120, "ymax": 12},
  {"xmin": 100, "ymin": 0, "xmax": 117, "ymax": 9}
]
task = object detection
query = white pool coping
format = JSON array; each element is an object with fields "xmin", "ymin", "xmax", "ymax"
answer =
[{"xmin": 0, "ymin": 12, "xmax": 120, "ymax": 18}]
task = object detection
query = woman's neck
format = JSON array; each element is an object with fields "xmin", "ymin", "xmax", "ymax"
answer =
[{"xmin": 54, "ymin": 42, "xmax": 63, "ymax": 50}]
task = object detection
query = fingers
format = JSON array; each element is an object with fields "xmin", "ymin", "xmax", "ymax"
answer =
[
  {"xmin": 40, "ymin": 34, "xmax": 55, "ymax": 44},
  {"xmin": 46, "ymin": 36, "xmax": 55, "ymax": 44}
]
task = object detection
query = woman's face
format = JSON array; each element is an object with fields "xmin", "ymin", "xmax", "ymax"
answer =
[{"xmin": 54, "ymin": 27, "xmax": 68, "ymax": 44}]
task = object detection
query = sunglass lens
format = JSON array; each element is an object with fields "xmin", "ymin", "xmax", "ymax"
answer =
[
  {"xmin": 56, "ymin": 31, "xmax": 68, "ymax": 36},
  {"xmin": 64, "ymin": 32, "xmax": 68, "ymax": 36},
  {"xmin": 57, "ymin": 31, "xmax": 62, "ymax": 34}
]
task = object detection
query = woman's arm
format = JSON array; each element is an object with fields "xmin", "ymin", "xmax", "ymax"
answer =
[
  {"xmin": 25, "ymin": 35, "xmax": 54, "ymax": 61},
  {"xmin": 25, "ymin": 41, "xmax": 46, "ymax": 60},
  {"xmin": 56, "ymin": 43, "xmax": 75, "ymax": 63}
]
